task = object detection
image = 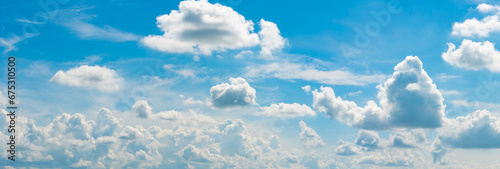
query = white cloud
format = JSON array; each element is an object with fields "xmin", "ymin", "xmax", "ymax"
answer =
[
  {"xmin": 163, "ymin": 64, "xmax": 203, "ymax": 78},
  {"xmin": 259, "ymin": 103, "xmax": 316, "ymax": 117},
  {"xmin": 179, "ymin": 95, "xmax": 204, "ymax": 105},
  {"xmin": 258, "ymin": 19, "xmax": 287, "ymax": 57},
  {"xmin": 355, "ymin": 130, "xmax": 380, "ymax": 149},
  {"xmin": 141, "ymin": 0, "xmax": 260, "ymax": 55},
  {"xmin": 442, "ymin": 39, "xmax": 500, "ymax": 72},
  {"xmin": 193, "ymin": 55, "xmax": 200, "ymax": 61},
  {"xmin": 390, "ymin": 130, "xmax": 426, "ymax": 148},
  {"xmin": 299, "ymin": 121, "xmax": 325, "ymax": 148},
  {"xmin": 312, "ymin": 56, "xmax": 445, "ymax": 129},
  {"xmin": 451, "ymin": 100, "xmax": 500, "ymax": 112},
  {"xmin": 477, "ymin": 3, "xmax": 500, "ymax": 14},
  {"xmin": 209, "ymin": 77, "xmax": 257, "ymax": 108},
  {"xmin": 433, "ymin": 110, "xmax": 500, "ymax": 163},
  {"xmin": 234, "ymin": 50, "xmax": 254, "ymax": 59},
  {"xmin": 132, "ymin": 100, "xmax": 153, "ymax": 118},
  {"xmin": 62, "ymin": 19, "xmax": 140, "ymax": 42},
  {"xmin": 438, "ymin": 89, "xmax": 461, "ymax": 96},
  {"xmin": 302, "ymin": 85, "xmax": 311, "ymax": 93},
  {"xmin": 346, "ymin": 90, "xmax": 362, "ymax": 97},
  {"xmin": 156, "ymin": 109, "xmax": 217, "ymax": 127},
  {"xmin": 0, "ymin": 33, "xmax": 39, "ymax": 53},
  {"xmin": 246, "ymin": 62, "xmax": 386, "ymax": 86},
  {"xmin": 50, "ymin": 65, "xmax": 124, "ymax": 92},
  {"xmin": 335, "ymin": 141, "xmax": 359, "ymax": 156},
  {"xmin": 452, "ymin": 4, "xmax": 500, "ymax": 37}
]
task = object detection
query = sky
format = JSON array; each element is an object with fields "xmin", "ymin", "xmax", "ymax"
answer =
[{"xmin": 1, "ymin": 0, "xmax": 500, "ymax": 168}]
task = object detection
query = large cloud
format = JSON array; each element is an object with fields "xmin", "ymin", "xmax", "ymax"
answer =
[
  {"xmin": 299, "ymin": 121, "xmax": 325, "ymax": 148},
  {"xmin": 50, "ymin": 65, "xmax": 124, "ymax": 92},
  {"xmin": 312, "ymin": 56, "xmax": 445, "ymax": 129},
  {"xmin": 259, "ymin": 103, "xmax": 316, "ymax": 117},
  {"xmin": 258, "ymin": 19, "xmax": 287, "ymax": 57},
  {"xmin": 141, "ymin": 0, "xmax": 260, "ymax": 55},
  {"xmin": 0, "ymin": 109, "xmax": 351, "ymax": 168},
  {"xmin": 442, "ymin": 39, "xmax": 500, "ymax": 72},
  {"xmin": 209, "ymin": 77, "xmax": 257, "ymax": 108},
  {"xmin": 432, "ymin": 110, "xmax": 500, "ymax": 164},
  {"xmin": 437, "ymin": 110, "xmax": 500, "ymax": 149},
  {"xmin": 452, "ymin": 4, "xmax": 500, "ymax": 37}
]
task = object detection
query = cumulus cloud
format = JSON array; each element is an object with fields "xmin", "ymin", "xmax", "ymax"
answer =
[
  {"xmin": 0, "ymin": 109, "xmax": 315, "ymax": 168},
  {"xmin": 299, "ymin": 121, "xmax": 325, "ymax": 148},
  {"xmin": 132, "ymin": 100, "xmax": 153, "ymax": 118},
  {"xmin": 335, "ymin": 141, "xmax": 359, "ymax": 156},
  {"xmin": 432, "ymin": 110, "xmax": 500, "ymax": 163},
  {"xmin": 390, "ymin": 130, "xmax": 426, "ymax": 148},
  {"xmin": 437, "ymin": 110, "xmax": 500, "ymax": 149},
  {"xmin": 246, "ymin": 61, "xmax": 386, "ymax": 86},
  {"xmin": 452, "ymin": 4, "xmax": 500, "ymax": 37},
  {"xmin": 355, "ymin": 130, "xmax": 380, "ymax": 150},
  {"xmin": 442, "ymin": 39, "xmax": 500, "ymax": 72},
  {"xmin": 209, "ymin": 77, "xmax": 257, "ymax": 108},
  {"xmin": 50, "ymin": 65, "xmax": 123, "ymax": 92},
  {"xmin": 312, "ymin": 56, "xmax": 445, "ymax": 129},
  {"xmin": 258, "ymin": 19, "xmax": 287, "ymax": 57},
  {"xmin": 141, "ymin": 0, "xmax": 260, "ymax": 55},
  {"xmin": 259, "ymin": 103, "xmax": 316, "ymax": 117}
]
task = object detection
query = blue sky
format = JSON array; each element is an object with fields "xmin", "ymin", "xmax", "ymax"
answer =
[{"xmin": 1, "ymin": 0, "xmax": 500, "ymax": 168}]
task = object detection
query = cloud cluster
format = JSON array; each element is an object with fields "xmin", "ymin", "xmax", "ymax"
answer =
[
  {"xmin": 299, "ymin": 121, "xmax": 325, "ymax": 148},
  {"xmin": 0, "ymin": 109, "xmax": 348, "ymax": 168},
  {"xmin": 50, "ymin": 65, "xmax": 124, "ymax": 92},
  {"xmin": 259, "ymin": 103, "xmax": 316, "ymax": 117},
  {"xmin": 452, "ymin": 4, "xmax": 500, "ymax": 37},
  {"xmin": 210, "ymin": 77, "xmax": 257, "ymax": 108},
  {"xmin": 141, "ymin": 0, "xmax": 260, "ymax": 55},
  {"xmin": 442, "ymin": 39, "xmax": 500, "ymax": 72},
  {"xmin": 312, "ymin": 56, "xmax": 445, "ymax": 129}
]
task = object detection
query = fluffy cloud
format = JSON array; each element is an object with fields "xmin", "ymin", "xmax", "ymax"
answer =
[
  {"xmin": 246, "ymin": 61, "xmax": 386, "ymax": 86},
  {"xmin": 312, "ymin": 56, "xmax": 445, "ymax": 129},
  {"xmin": 259, "ymin": 103, "xmax": 316, "ymax": 117},
  {"xmin": 390, "ymin": 130, "xmax": 426, "ymax": 148},
  {"xmin": 452, "ymin": 4, "xmax": 500, "ymax": 37},
  {"xmin": 335, "ymin": 141, "xmax": 359, "ymax": 156},
  {"xmin": 355, "ymin": 130, "xmax": 380, "ymax": 149},
  {"xmin": 209, "ymin": 77, "xmax": 257, "ymax": 108},
  {"xmin": 442, "ymin": 39, "xmax": 500, "ymax": 72},
  {"xmin": 50, "ymin": 65, "xmax": 124, "ymax": 92},
  {"xmin": 132, "ymin": 100, "xmax": 153, "ymax": 118},
  {"xmin": 477, "ymin": 3, "xmax": 500, "ymax": 14},
  {"xmin": 302, "ymin": 85, "xmax": 311, "ymax": 93},
  {"xmin": 141, "ymin": 0, "xmax": 260, "ymax": 55},
  {"xmin": 258, "ymin": 19, "xmax": 287, "ymax": 57},
  {"xmin": 299, "ymin": 121, "xmax": 325, "ymax": 148},
  {"xmin": 437, "ymin": 110, "xmax": 500, "ymax": 149},
  {"xmin": 0, "ymin": 109, "xmax": 317, "ymax": 168},
  {"xmin": 432, "ymin": 110, "xmax": 500, "ymax": 163}
]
